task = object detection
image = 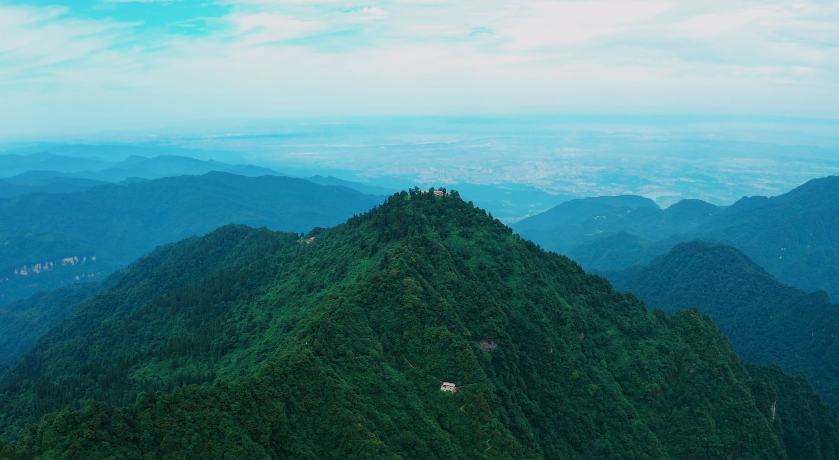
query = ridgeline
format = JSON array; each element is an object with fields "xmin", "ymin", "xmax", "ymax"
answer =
[
  {"xmin": 0, "ymin": 189, "xmax": 837, "ymax": 459},
  {"xmin": 0, "ymin": 172, "xmax": 383, "ymax": 306},
  {"xmin": 606, "ymin": 241, "xmax": 839, "ymax": 412}
]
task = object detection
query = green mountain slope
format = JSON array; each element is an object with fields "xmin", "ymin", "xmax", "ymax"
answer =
[
  {"xmin": 567, "ymin": 232, "xmax": 678, "ymax": 271},
  {"xmin": 513, "ymin": 195, "xmax": 657, "ymax": 231},
  {"xmin": 0, "ymin": 172, "xmax": 383, "ymax": 305},
  {"xmin": 0, "ymin": 224, "xmax": 307, "ymax": 439},
  {"xmin": 604, "ymin": 241, "xmax": 839, "ymax": 411},
  {"xmin": 0, "ymin": 283, "xmax": 101, "ymax": 376},
  {"xmin": 513, "ymin": 196, "xmax": 720, "ymax": 255},
  {"xmin": 521, "ymin": 176, "xmax": 839, "ymax": 302},
  {"xmin": 0, "ymin": 190, "xmax": 837, "ymax": 459},
  {"xmin": 690, "ymin": 175, "xmax": 839, "ymax": 300}
]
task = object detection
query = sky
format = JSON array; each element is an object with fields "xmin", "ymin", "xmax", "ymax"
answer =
[{"xmin": 1, "ymin": 0, "xmax": 838, "ymax": 139}]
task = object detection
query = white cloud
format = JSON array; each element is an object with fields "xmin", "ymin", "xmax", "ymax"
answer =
[
  {"xmin": 228, "ymin": 12, "xmax": 326, "ymax": 43},
  {"xmin": 498, "ymin": 1, "xmax": 675, "ymax": 49},
  {"xmin": 0, "ymin": 5, "xmax": 131, "ymax": 71},
  {"xmin": 670, "ymin": 7, "xmax": 785, "ymax": 38},
  {"xmin": 1, "ymin": 0, "xmax": 838, "ymax": 139},
  {"xmin": 358, "ymin": 6, "xmax": 387, "ymax": 18}
]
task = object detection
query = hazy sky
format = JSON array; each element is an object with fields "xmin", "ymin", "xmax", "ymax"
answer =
[{"xmin": 2, "ymin": 0, "xmax": 838, "ymax": 139}]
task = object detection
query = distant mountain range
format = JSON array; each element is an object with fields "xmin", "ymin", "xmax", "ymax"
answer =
[
  {"xmin": 516, "ymin": 176, "xmax": 839, "ymax": 301},
  {"xmin": 442, "ymin": 182, "xmax": 576, "ymax": 223},
  {"xmin": 604, "ymin": 241, "xmax": 839, "ymax": 411},
  {"xmin": 0, "ymin": 151, "xmax": 396, "ymax": 197},
  {"xmin": 0, "ymin": 152, "xmax": 111, "ymax": 177},
  {"xmin": 0, "ymin": 172, "xmax": 383, "ymax": 305},
  {"xmin": 0, "ymin": 190, "xmax": 835, "ymax": 458},
  {"xmin": 0, "ymin": 154, "xmax": 283, "ymax": 184},
  {"xmin": 0, "ymin": 176, "xmax": 110, "ymax": 198},
  {"xmin": 0, "ymin": 150, "xmax": 577, "ymax": 222},
  {"xmin": 303, "ymin": 175, "xmax": 396, "ymax": 196},
  {"xmin": 513, "ymin": 195, "xmax": 721, "ymax": 254}
]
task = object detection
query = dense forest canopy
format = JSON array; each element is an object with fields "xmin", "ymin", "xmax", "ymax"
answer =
[
  {"xmin": 604, "ymin": 241, "xmax": 839, "ymax": 412},
  {"xmin": 0, "ymin": 283, "xmax": 101, "ymax": 376},
  {"xmin": 0, "ymin": 189, "xmax": 836, "ymax": 459},
  {"xmin": 0, "ymin": 172, "xmax": 383, "ymax": 306}
]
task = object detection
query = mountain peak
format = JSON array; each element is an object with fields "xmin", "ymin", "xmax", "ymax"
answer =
[{"xmin": 1, "ymin": 189, "xmax": 838, "ymax": 458}]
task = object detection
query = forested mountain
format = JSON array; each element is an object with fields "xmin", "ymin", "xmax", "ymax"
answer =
[
  {"xmin": 604, "ymin": 241, "xmax": 839, "ymax": 411},
  {"xmin": 0, "ymin": 283, "xmax": 101, "ymax": 376},
  {"xmin": 0, "ymin": 172, "xmax": 383, "ymax": 305},
  {"xmin": 513, "ymin": 195, "xmax": 658, "ymax": 233},
  {"xmin": 520, "ymin": 176, "xmax": 839, "ymax": 301},
  {"xmin": 1, "ymin": 190, "xmax": 837, "ymax": 459},
  {"xmin": 567, "ymin": 232, "xmax": 679, "ymax": 272},
  {"xmin": 512, "ymin": 195, "xmax": 719, "ymax": 254},
  {"xmin": 0, "ymin": 224, "xmax": 307, "ymax": 439},
  {"xmin": 689, "ymin": 175, "xmax": 839, "ymax": 301}
]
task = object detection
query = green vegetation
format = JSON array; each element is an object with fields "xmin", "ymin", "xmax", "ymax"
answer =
[
  {"xmin": 0, "ymin": 190, "xmax": 837, "ymax": 459},
  {"xmin": 690, "ymin": 176, "xmax": 839, "ymax": 301},
  {"xmin": 568, "ymin": 232, "xmax": 678, "ymax": 272},
  {"xmin": 0, "ymin": 172, "xmax": 383, "ymax": 305},
  {"xmin": 605, "ymin": 240, "xmax": 839, "ymax": 411},
  {"xmin": 0, "ymin": 283, "xmax": 101, "ymax": 376},
  {"xmin": 513, "ymin": 196, "xmax": 719, "ymax": 255},
  {"xmin": 0, "ymin": 223, "xmax": 307, "ymax": 440},
  {"xmin": 518, "ymin": 176, "xmax": 839, "ymax": 302}
]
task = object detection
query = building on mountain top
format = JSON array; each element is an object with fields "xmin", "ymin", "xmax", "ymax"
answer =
[
  {"xmin": 307, "ymin": 237, "xmax": 315, "ymax": 244},
  {"xmin": 440, "ymin": 382, "xmax": 457, "ymax": 393}
]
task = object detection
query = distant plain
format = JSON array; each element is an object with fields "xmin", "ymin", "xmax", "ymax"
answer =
[{"xmin": 6, "ymin": 115, "xmax": 837, "ymax": 222}]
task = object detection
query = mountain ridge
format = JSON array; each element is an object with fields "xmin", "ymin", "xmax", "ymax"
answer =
[
  {"xmin": 0, "ymin": 188, "xmax": 836, "ymax": 459},
  {"xmin": 520, "ymin": 176, "xmax": 839, "ymax": 301},
  {"xmin": 604, "ymin": 240, "xmax": 839, "ymax": 411},
  {"xmin": 0, "ymin": 172, "xmax": 383, "ymax": 305}
]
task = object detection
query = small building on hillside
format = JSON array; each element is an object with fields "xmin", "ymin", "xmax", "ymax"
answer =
[
  {"xmin": 307, "ymin": 237, "xmax": 316, "ymax": 244},
  {"xmin": 434, "ymin": 190, "xmax": 444, "ymax": 196},
  {"xmin": 440, "ymin": 382, "xmax": 457, "ymax": 393}
]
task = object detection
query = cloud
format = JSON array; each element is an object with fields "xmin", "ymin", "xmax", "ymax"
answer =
[
  {"xmin": 669, "ymin": 7, "xmax": 784, "ymax": 38},
  {"xmin": 0, "ymin": 0, "xmax": 838, "ymax": 139},
  {"xmin": 0, "ymin": 5, "xmax": 136, "ymax": 75},
  {"xmin": 498, "ymin": 1, "xmax": 675, "ymax": 49},
  {"xmin": 99, "ymin": 0, "xmax": 172, "ymax": 4},
  {"xmin": 358, "ymin": 6, "xmax": 387, "ymax": 18},
  {"xmin": 228, "ymin": 12, "xmax": 326, "ymax": 44}
]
